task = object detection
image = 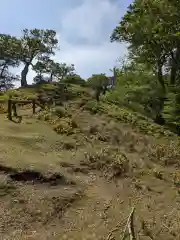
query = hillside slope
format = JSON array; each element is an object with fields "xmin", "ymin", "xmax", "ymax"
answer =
[{"xmin": 0, "ymin": 84, "xmax": 180, "ymax": 239}]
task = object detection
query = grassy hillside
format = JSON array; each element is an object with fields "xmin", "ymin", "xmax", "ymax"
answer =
[{"xmin": 0, "ymin": 83, "xmax": 180, "ymax": 239}]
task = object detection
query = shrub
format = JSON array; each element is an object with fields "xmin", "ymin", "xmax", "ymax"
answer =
[
  {"xmin": 81, "ymin": 147, "xmax": 129, "ymax": 179},
  {"xmin": 53, "ymin": 106, "xmax": 67, "ymax": 118},
  {"xmin": 53, "ymin": 118, "xmax": 78, "ymax": 135},
  {"xmin": 85, "ymin": 101, "xmax": 103, "ymax": 114},
  {"xmin": 62, "ymin": 75, "xmax": 86, "ymax": 86},
  {"xmin": 148, "ymin": 142, "xmax": 180, "ymax": 166},
  {"xmin": 101, "ymin": 103, "xmax": 174, "ymax": 137}
]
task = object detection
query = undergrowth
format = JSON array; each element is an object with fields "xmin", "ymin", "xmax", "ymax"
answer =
[
  {"xmin": 81, "ymin": 147, "xmax": 130, "ymax": 179},
  {"xmin": 84, "ymin": 100, "xmax": 175, "ymax": 137}
]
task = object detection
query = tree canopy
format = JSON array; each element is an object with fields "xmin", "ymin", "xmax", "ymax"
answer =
[
  {"xmin": 109, "ymin": 0, "xmax": 180, "ymax": 131},
  {"xmin": 87, "ymin": 74, "xmax": 109, "ymax": 89},
  {"xmin": 111, "ymin": 0, "xmax": 180, "ymax": 90},
  {"xmin": 0, "ymin": 28, "xmax": 77, "ymax": 89}
]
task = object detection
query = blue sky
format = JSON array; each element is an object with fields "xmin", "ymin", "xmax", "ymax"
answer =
[{"xmin": 1, "ymin": 0, "xmax": 132, "ymax": 83}]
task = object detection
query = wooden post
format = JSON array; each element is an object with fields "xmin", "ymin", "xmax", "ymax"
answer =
[
  {"xmin": 32, "ymin": 100, "xmax": 36, "ymax": 114},
  {"xmin": 12, "ymin": 102, "xmax": 17, "ymax": 117},
  {"xmin": 113, "ymin": 67, "xmax": 117, "ymax": 87},
  {"xmin": 7, "ymin": 98, "xmax": 12, "ymax": 120}
]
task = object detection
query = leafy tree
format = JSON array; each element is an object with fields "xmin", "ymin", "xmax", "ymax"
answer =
[
  {"xmin": 32, "ymin": 60, "xmax": 46, "ymax": 83},
  {"xmin": 62, "ymin": 74, "xmax": 85, "ymax": 85},
  {"xmin": 0, "ymin": 34, "xmax": 20, "ymax": 90},
  {"xmin": 19, "ymin": 29, "xmax": 58, "ymax": 86},
  {"xmin": 111, "ymin": 0, "xmax": 180, "ymax": 90},
  {"xmin": 87, "ymin": 74, "xmax": 109, "ymax": 101},
  {"xmin": 33, "ymin": 57, "xmax": 75, "ymax": 83},
  {"xmin": 87, "ymin": 74, "xmax": 109, "ymax": 88},
  {"xmin": 110, "ymin": 0, "xmax": 180, "ymax": 129},
  {"xmin": 0, "ymin": 34, "xmax": 20, "ymax": 75},
  {"xmin": 0, "ymin": 71, "xmax": 19, "ymax": 91},
  {"xmin": 55, "ymin": 62, "xmax": 75, "ymax": 80}
]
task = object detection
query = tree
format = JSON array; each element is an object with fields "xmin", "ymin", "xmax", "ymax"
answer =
[
  {"xmin": 32, "ymin": 60, "xmax": 47, "ymax": 83},
  {"xmin": 87, "ymin": 74, "xmax": 109, "ymax": 101},
  {"xmin": 111, "ymin": 0, "xmax": 180, "ymax": 91},
  {"xmin": 33, "ymin": 56, "xmax": 75, "ymax": 83},
  {"xmin": 0, "ymin": 34, "xmax": 20, "ymax": 90},
  {"xmin": 87, "ymin": 74, "xmax": 109, "ymax": 88},
  {"xmin": 0, "ymin": 71, "xmax": 19, "ymax": 91},
  {"xmin": 62, "ymin": 74, "xmax": 85, "ymax": 85},
  {"xmin": 19, "ymin": 29, "xmax": 58, "ymax": 87},
  {"xmin": 0, "ymin": 34, "xmax": 20, "ymax": 77},
  {"xmin": 58, "ymin": 63, "xmax": 75, "ymax": 79}
]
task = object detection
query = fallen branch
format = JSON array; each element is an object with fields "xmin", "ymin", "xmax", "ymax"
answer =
[
  {"xmin": 128, "ymin": 207, "xmax": 136, "ymax": 240},
  {"xmin": 121, "ymin": 207, "xmax": 136, "ymax": 240}
]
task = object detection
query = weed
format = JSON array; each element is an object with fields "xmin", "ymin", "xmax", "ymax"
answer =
[
  {"xmin": 148, "ymin": 142, "xmax": 180, "ymax": 166},
  {"xmin": 81, "ymin": 147, "xmax": 129, "ymax": 179},
  {"xmin": 53, "ymin": 118, "xmax": 78, "ymax": 135}
]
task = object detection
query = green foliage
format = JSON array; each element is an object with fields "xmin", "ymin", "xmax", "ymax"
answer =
[
  {"xmin": 52, "ymin": 106, "xmax": 71, "ymax": 118},
  {"xmin": 85, "ymin": 101, "xmax": 103, "ymax": 114},
  {"xmin": 62, "ymin": 74, "xmax": 85, "ymax": 86},
  {"xmin": 99, "ymin": 102, "xmax": 174, "ymax": 137},
  {"xmin": 20, "ymin": 29, "xmax": 59, "ymax": 86},
  {"xmin": 0, "ymin": 28, "xmax": 76, "ymax": 88},
  {"xmin": 109, "ymin": 0, "xmax": 180, "ymax": 134},
  {"xmin": 87, "ymin": 74, "xmax": 109, "ymax": 89},
  {"xmin": 33, "ymin": 58, "xmax": 75, "ymax": 83},
  {"xmin": 0, "ymin": 34, "xmax": 21, "ymax": 90},
  {"xmin": 105, "ymin": 61, "xmax": 164, "ymax": 118}
]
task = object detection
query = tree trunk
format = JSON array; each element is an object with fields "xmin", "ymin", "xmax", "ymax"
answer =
[
  {"xmin": 49, "ymin": 72, "xmax": 53, "ymax": 82},
  {"xmin": 21, "ymin": 63, "xmax": 29, "ymax": 87},
  {"xmin": 170, "ymin": 47, "xmax": 180, "ymax": 85},
  {"xmin": 157, "ymin": 61, "xmax": 165, "ymax": 92},
  {"xmin": 156, "ymin": 61, "xmax": 166, "ymax": 125},
  {"xmin": 95, "ymin": 88, "xmax": 101, "ymax": 102},
  {"xmin": 0, "ymin": 63, "xmax": 7, "ymax": 79}
]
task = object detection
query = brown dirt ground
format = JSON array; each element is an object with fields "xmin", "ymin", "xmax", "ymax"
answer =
[{"xmin": 0, "ymin": 101, "xmax": 180, "ymax": 239}]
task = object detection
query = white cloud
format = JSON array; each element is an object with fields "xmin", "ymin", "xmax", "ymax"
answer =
[{"xmin": 21, "ymin": 0, "xmax": 128, "ymax": 84}]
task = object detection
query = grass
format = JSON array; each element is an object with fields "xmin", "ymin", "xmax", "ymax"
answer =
[{"xmin": 1, "ymin": 83, "xmax": 180, "ymax": 239}]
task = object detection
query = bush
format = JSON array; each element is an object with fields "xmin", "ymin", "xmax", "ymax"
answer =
[
  {"xmin": 148, "ymin": 142, "xmax": 180, "ymax": 166},
  {"xmin": 62, "ymin": 75, "xmax": 86, "ymax": 86},
  {"xmin": 37, "ymin": 110, "xmax": 53, "ymax": 121},
  {"xmin": 53, "ymin": 106, "xmax": 67, "ymax": 118},
  {"xmin": 85, "ymin": 101, "xmax": 103, "ymax": 114},
  {"xmin": 81, "ymin": 147, "xmax": 129, "ymax": 179},
  {"xmin": 53, "ymin": 118, "xmax": 78, "ymax": 135},
  {"xmin": 100, "ymin": 103, "xmax": 174, "ymax": 137}
]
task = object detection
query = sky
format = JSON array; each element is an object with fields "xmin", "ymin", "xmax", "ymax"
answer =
[{"xmin": 0, "ymin": 0, "xmax": 133, "ymax": 84}]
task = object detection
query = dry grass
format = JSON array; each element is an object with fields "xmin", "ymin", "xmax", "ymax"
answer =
[
  {"xmin": 80, "ymin": 147, "xmax": 129, "ymax": 179},
  {"xmin": 1, "ymin": 83, "xmax": 180, "ymax": 239}
]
